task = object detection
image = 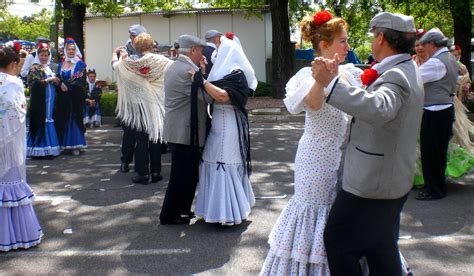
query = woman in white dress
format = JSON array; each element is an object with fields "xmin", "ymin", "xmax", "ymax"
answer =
[
  {"xmin": 260, "ymin": 11, "xmax": 361, "ymax": 275},
  {"xmin": 194, "ymin": 35, "xmax": 258, "ymax": 226},
  {"xmin": 0, "ymin": 47, "xmax": 43, "ymax": 251}
]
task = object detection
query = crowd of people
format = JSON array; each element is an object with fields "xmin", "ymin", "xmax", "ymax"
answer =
[{"xmin": 1, "ymin": 9, "xmax": 473, "ymax": 276}]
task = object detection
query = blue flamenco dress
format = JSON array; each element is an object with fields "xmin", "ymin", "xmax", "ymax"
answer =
[
  {"xmin": 27, "ymin": 63, "xmax": 61, "ymax": 157},
  {"xmin": 56, "ymin": 61, "xmax": 87, "ymax": 150}
]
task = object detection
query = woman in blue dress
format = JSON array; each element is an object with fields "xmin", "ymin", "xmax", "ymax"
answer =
[
  {"xmin": 84, "ymin": 69, "xmax": 102, "ymax": 128},
  {"xmin": 27, "ymin": 43, "xmax": 61, "ymax": 158},
  {"xmin": 56, "ymin": 38, "xmax": 87, "ymax": 155}
]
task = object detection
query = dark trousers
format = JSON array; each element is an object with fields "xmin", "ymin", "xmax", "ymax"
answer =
[
  {"xmin": 134, "ymin": 130, "xmax": 161, "ymax": 176},
  {"xmin": 324, "ymin": 190, "xmax": 408, "ymax": 276},
  {"xmin": 420, "ymin": 106, "xmax": 454, "ymax": 198},
  {"xmin": 160, "ymin": 143, "xmax": 201, "ymax": 221},
  {"xmin": 120, "ymin": 124, "xmax": 136, "ymax": 165}
]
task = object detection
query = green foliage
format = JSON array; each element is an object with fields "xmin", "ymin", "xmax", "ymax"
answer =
[
  {"xmin": 290, "ymin": 0, "xmax": 455, "ymax": 63},
  {"xmin": 100, "ymin": 92, "xmax": 118, "ymax": 116},
  {"xmin": 253, "ymin": 81, "xmax": 271, "ymax": 97},
  {"xmin": 0, "ymin": 9, "xmax": 53, "ymax": 42}
]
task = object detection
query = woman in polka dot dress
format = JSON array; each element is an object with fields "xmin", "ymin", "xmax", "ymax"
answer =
[{"xmin": 260, "ymin": 11, "xmax": 412, "ymax": 276}]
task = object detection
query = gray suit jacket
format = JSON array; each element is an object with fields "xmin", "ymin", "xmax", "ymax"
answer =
[
  {"xmin": 163, "ymin": 55, "xmax": 210, "ymax": 147},
  {"xmin": 327, "ymin": 54, "xmax": 424, "ymax": 199}
]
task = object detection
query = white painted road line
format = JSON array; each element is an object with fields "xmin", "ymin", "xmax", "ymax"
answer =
[
  {"xmin": 95, "ymin": 163, "xmax": 171, "ymax": 167},
  {"xmin": 0, "ymin": 248, "xmax": 191, "ymax": 257},
  {"xmin": 398, "ymin": 234, "xmax": 473, "ymax": 245}
]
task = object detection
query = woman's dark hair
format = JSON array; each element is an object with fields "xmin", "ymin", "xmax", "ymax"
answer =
[{"xmin": 0, "ymin": 47, "xmax": 20, "ymax": 69}]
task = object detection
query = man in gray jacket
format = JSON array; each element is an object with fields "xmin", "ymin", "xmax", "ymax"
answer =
[
  {"xmin": 312, "ymin": 12, "xmax": 423, "ymax": 275},
  {"xmin": 159, "ymin": 35, "xmax": 211, "ymax": 225}
]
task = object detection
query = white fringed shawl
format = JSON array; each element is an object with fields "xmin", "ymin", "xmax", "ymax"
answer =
[
  {"xmin": 115, "ymin": 53, "xmax": 173, "ymax": 142},
  {"xmin": 0, "ymin": 73, "xmax": 27, "ymax": 181}
]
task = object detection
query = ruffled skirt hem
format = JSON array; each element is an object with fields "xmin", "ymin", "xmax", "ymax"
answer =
[
  {"xmin": 27, "ymin": 146, "xmax": 60, "ymax": 157},
  {"xmin": 0, "ymin": 204, "xmax": 43, "ymax": 252},
  {"xmin": 267, "ymin": 197, "xmax": 333, "ymax": 264},
  {"xmin": 0, "ymin": 180, "xmax": 36, "ymax": 207},
  {"xmin": 260, "ymin": 247, "xmax": 330, "ymax": 276},
  {"xmin": 195, "ymin": 161, "xmax": 255, "ymax": 225}
]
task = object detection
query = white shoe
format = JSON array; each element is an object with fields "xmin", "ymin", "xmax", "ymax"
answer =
[{"xmin": 72, "ymin": 149, "xmax": 80, "ymax": 156}]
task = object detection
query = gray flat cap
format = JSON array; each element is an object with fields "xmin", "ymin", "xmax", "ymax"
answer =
[
  {"xmin": 175, "ymin": 34, "xmax": 207, "ymax": 48},
  {"xmin": 36, "ymin": 36, "xmax": 50, "ymax": 43},
  {"xmin": 369, "ymin": 12, "xmax": 415, "ymax": 33},
  {"xmin": 204, "ymin": 30, "xmax": 222, "ymax": 41},
  {"xmin": 419, "ymin": 28, "xmax": 448, "ymax": 45},
  {"xmin": 128, "ymin": 24, "xmax": 147, "ymax": 36}
]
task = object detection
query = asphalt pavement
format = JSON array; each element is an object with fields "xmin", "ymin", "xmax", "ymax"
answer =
[{"xmin": 0, "ymin": 121, "xmax": 473, "ymax": 275}]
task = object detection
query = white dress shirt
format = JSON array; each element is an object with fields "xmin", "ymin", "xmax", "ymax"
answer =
[{"xmin": 20, "ymin": 54, "xmax": 35, "ymax": 78}]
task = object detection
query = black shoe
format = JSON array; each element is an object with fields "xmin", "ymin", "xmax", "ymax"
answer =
[
  {"xmin": 416, "ymin": 191, "xmax": 443, "ymax": 200},
  {"xmin": 181, "ymin": 211, "xmax": 195, "ymax": 219},
  {"xmin": 132, "ymin": 175, "xmax": 150, "ymax": 185},
  {"xmin": 160, "ymin": 217, "xmax": 190, "ymax": 225},
  {"xmin": 119, "ymin": 163, "xmax": 130, "ymax": 173},
  {"xmin": 151, "ymin": 173, "xmax": 163, "ymax": 183}
]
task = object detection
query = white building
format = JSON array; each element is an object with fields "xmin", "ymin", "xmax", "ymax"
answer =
[
  {"xmin": 6, "ymin": 0, "xmax": 54, "ymax": 17},
  {"xmin": 84, "ymin": 8, "xmax": 272, "ymax": 82}
]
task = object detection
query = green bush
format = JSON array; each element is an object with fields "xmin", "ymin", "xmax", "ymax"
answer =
[
  {"xmin": 100, "ymin": 92, "xmax": 118, "ymax": 116},
  {"xmin": 254, "ymin": 81, "xmax": 271, "ymax": 97},
  {"xmin": 24, "ymin": 87, "xmax": 30, "ymax": 97}
]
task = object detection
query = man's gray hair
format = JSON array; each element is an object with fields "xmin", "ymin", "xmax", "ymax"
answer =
[{"xmin": 178, "ymin": 47, "xmax": 191, "ymax": 55}]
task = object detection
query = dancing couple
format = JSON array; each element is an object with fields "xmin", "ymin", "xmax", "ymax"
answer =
[
  {"xmin": 262, "ymin": 11, "xmax": 422, "ymax": 275},
  {"xmin": 160, "ymin": 34, "xmax": 257, "ymax": 225}
]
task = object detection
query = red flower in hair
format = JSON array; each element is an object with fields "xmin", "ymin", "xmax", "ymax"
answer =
[
  {"xmin": 225, "ymin": 32, "xmax": 234, "ymax": 40},
  {"xmin": 13, "ymin": 41, "xmax": 21, "ymax": 53},
  {"xmin": 139, "ymin": 66, "xmax": 150, "ymax": 75},
  {"xmin": 360, "ymin": 68, "xmax": 379, "ymax": 86},
  {"xmin": 38, "ymin": 42, "xmax": 49, "ymax": 50},
  {"xmin": 312, "ymin": 10, "xmax": 333, "ymax": 26}
]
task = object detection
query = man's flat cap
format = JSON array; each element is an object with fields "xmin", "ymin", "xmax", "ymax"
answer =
[
  {"xmin": 204, "ymin": 30, "xmax": 222, "ymax": 41},
  {"xmin": 36, "ymin": 36, "xmax": 50, "ymax": 43},
  {"xmin": 369, "ymin": 12, "xmax": 415, "ymax": 33},
  {"xmin": 128, "ymin": 24, "xmax": 147, "ymax": 36},
  {"xmin": 419, "ymin": 28, "xmax": 448, "ymax": 45},
  {"xmin": 175, "ymin": 34, "xmax": 207, "ymax": 48}
]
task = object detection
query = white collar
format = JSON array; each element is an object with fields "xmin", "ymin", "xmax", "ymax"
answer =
[
  {"xmin": 206, "ymin": 42, "xmax": 217, "ymax": 49},
  {"xmin": 433, "ymin": 47, "xmax": 449, "ymax": 58},
  {"xmin": 372, "ymin": 53, "xmax": 405, "ymax": 71}
]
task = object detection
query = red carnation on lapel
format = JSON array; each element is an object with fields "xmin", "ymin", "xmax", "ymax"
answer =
[
  {"xmin": 139, "ymin": 66, "xmax": 150, "ymax": 75},
  {"xmin": 361, "ymin": 68, "xmax": 379, "ymax": 86},
  {"xmin": 312, "ymin": 10, "xmax": 333, "ymax": 26},
  {"xmin": 225, "ymin": 32, "xmax": 234, "ymax": 40}
]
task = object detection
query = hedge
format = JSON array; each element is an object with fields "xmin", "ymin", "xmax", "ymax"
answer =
[{"xmin": 100, "ymin": 91, "xmax": 118, "ymax": 116}]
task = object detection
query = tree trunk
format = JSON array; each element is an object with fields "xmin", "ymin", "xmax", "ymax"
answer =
[
  {"xmin": 61, "ymin": 0, "xmax": 86, "ymax": 57},
  {"xmin": 269, "ymin": 0, "xmax": 294, "ymax": 99},
  {"xmin": 450, "ymin": 0, "xmax": 472, "ymax": 75}
]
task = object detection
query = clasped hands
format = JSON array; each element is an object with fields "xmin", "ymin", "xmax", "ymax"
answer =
[
  {"xmin": 311, "ymin": 53, "xmax": 341, "ymax": 88},
  {"xmin": 188, "ymin": 55, "xmax": 208, "ymax": 87}
]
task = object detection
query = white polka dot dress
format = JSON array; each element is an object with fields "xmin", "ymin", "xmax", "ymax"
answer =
[{"xmin": 260, "ymin": 66, "xmax": 353, "ymax": 275}]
